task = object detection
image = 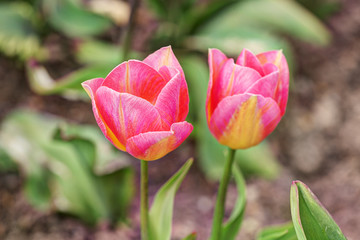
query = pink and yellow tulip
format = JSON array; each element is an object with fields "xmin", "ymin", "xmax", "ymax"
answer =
[
  {"xmin": 82, "ymin": 46, "xmax": 193, "ymax": 161},
  {"xmin": 206, "ymin": 48, "xmax": 289, "ymax": 149}
]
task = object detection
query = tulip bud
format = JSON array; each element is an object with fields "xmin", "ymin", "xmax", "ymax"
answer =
[
  {"xmin": 290, "ymin": 181, "xmax": 347, "ymax": 240},
  {"xmin": 82, "ymin": 46, "xmax": 193, "ymax": 160},
  {"xmin": 206, "ymin": 48, "xmax": 289, "ymax": 149}
]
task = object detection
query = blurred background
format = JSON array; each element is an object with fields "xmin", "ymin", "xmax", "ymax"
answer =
[{"xmin": 0, "ymin": 0, "xmax": 359, "ymax": 239}]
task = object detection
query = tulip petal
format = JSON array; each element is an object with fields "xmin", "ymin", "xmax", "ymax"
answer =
[
  {"xmin": 155, "ymin": 70, "xmax": 189, "ymax": 126},
  {"xmin": 207, "ymin": 48, "xmax": 228, "ymax": 122},
  {"xmin": 236, "ymin": 48, "xmax": 264, "ymax": 76},
  {"xmin": 208, "ymin": 59, "xmax": 262, "ymax": 121},
  {"xmin": 245, "ymin": 71, "xmax": 279, "ymax": 99},
  {"xmin": 143, "ymin": 46, "xmax": 184, "ymax": 77},
  {"xmin": 126, "ymin": 121, "xmax": 193, "ymax": 161},
  {"xmin": 209, "ymin": 94, "xmax": 281, "ymax": 149},
  {"xmin": 257, "ymin": 50, "xmax": 289, "ymax": 116},
  {"xmin": 157, "ymin": 66, "xmax": 189, "ymax": 119},
  {"xmin": 95, "ymin": 87, "xmax": 164, "ymax": 150},
  {"xmin": 82, "ymin": 78, "xmax": 126, "ymax": 151},
  {"xmin": 103, "ymin": 60, "xmax": 167, "ymax": 104}
]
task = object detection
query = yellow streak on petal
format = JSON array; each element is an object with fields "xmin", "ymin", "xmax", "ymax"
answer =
[
  {"xmin": 225, "ymin": 66, "xmax": 236, "ymax": 97},
  {"xmin": 162, "ymin": 46, "xmax": 171, "ymax": 66},
  {"xmin": 274, "ymin": 50, "xmax": 283, "ymax": 67},
  {"xmin": 98, "ymin": 110, "xmax": 126, "ymax": 151},
  {"xmin": 220, "ymin": 96, "xmax": 264, "ymax": 149},
  {"xmin": 105, "ymin": 124, "xmax": 126, "ymax": 151},
  {"xmin": 118, "ymin": 95, "xmax": 126, "ymax": 142},
  {"xmin": 125, "ymin": 62, "xmax": 130, "ymax": 92},
  {"xmin": 83, "ymin": 87, "xmax": 92, "ymax": 98},
  {"xmin": 140, "ymin": 135, "xmax": 175, "ymax": 161}
]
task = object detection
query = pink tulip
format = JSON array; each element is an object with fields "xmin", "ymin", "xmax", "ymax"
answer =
[
  {"xmin": 206, "ymin": 48, "xmax": 289, "ymax": 149},
  {"xmin": 82, "ymin": 46, "xmax": 193, "ymax": 161}
]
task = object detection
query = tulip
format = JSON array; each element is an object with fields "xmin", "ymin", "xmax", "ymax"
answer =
[
  {"xmin": 82, "ymin": 46, "xmax": 193, "ymax": 161},
  {"xmin": 206, "ymin": 48, "xmax": 289, "ymax": 149}
]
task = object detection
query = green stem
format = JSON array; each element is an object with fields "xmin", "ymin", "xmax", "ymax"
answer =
[
  {"xmin": 121, "ymin": 0, "xmax": 140, "ymax": 60},
  {"xmin": 210, "ymin": 148, "xmax": 236, "ymax": 240},
  {"xmin": 141, "ymin": 160, "xmax": 149, "ymax": 240}
]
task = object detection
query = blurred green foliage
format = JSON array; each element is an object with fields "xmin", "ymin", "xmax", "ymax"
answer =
[
  {"xmin": 296, "ymin": 0, "xmax": 340, "ymax": 19},
  {"xmin": 0, "ymin": 110, "xmax": 134, "ymax": 224},
  {"xmin": 0, "ymin": 0, "xmax": 114, "ymax": 60},
  {"xmin": 0, "ymin": 0, "xmax": 338, "ymax": 182}
]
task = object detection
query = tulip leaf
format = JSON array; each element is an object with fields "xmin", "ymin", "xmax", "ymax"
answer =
[
  {"xmin": 143, "ymin": 0, "xmax": 167, "ymax": 18},
  {"xmin": 290, "ymin": 181, "xmax": 347, "ymax": 240},
  {"xmin": 198, "ymin": 0, "xmax": 331, "ymax": 46},
  {"xmin": 0, "ymin": 110, "xmax": 134, "ymax": 224},
  {"xmin": 182, "ymin": 232, "xmax": 197, "ymax": 240},
  {"xmin": 221, "ymin": 163, "xmax": 246, "ymax": 240},
  {"xmin": 186, "ymin": 27, "xmax": 294, "ymax": 69},
  {"xmin": 257, "ymin": 222, "xmax": 297, "ymax": 240},
  {"xmin": 26, "ymin": 61, "xmax": 114, "ymax": 99},
  {"xmin": 149, "ymin": 158, "xmax": 193, "ymax": 240},
  {"xmin": 45, "ymin": 0, "xmax": 112, "ymax": 38},
  {"xmin": 0, "ymin": 147, "xmax": 17, "ymax": 172},
  {"xmin": 75, "ymin": 40, "xmax": 141, "ymax": 66},
  {"xmin": 0, "ymin": 2, "xmax": 44, "ymax": 60}
]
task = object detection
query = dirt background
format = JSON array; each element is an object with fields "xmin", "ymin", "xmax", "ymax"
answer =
[{"xmin": 1, "ymin": 0, "xmax": 360, "ymax": 239}]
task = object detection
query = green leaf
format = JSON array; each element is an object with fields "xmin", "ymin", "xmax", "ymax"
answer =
[
  {"xmin": 179, "ymin": 55, "xmax": 209, "ymax": 124},
  {"xmin": 257, "ymin": 222, "xmax": 297, "ymax": 240},
  {"xmin": 75, "ymin": 39, "xmax": 140, "ymax": 66},
  {"xmin": 0, "ymin": 2, "xmax": 44, "ymax": 60},
  {"xmin": 45, "ymin": 0, "xmax": 112, "ymax": 38},
  {"xmin": 0, "ymin": 110, "xmax": 60, "ymax": 209},
  {"xmin": 182, "ymin": 232, "xmax": 197, "ymax": 240},
  {"xmin": 198, "ymin": 0, "xmax": 331, "ymax": 46},
  {"xmin": 98, "ymin": 167, "xmax": 134, "ymax": 222},
  {"xmin": 0, "ymin": 147, "xmax": 17, "ymax": 172},
  {"xmin": 296, "ymin": 0, "xmax": 340, "ymax": 20},
  {"xmin": 290, "ymin": 181, "xmax": 347, "ymax": 240},
  {"xmin": 188, "ymin": 27, "xmax": 292, "ymax": 56},
  {"xmin": 0, "ymin": 110, "xmax": 134, "ymax": 224},
  {"xmin": 149, "ymin": 158, "xmax": 194, "ymax": 240},
  {"xmin": 143, "ymin": 0, "xmax": 167, "ymax": 18},
  {"xmin": 221, "ymin": 163, "xmax": 246, "ymax": 240},
  {"xmin": 26, "ymin": 61, "xmax": 114, "ymax": 99},
  {"xmin": 23, "ymin": 167, "xmax": 52, "ymax": 210}
]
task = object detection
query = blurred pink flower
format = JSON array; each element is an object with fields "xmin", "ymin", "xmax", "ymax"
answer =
[
  {"xmin": 206, "ymin": 48, "xmax": 289, "ymax": 149},
  {"xmin": 82, "ymin": 46, "xmax": 193, "ymax": 160}
]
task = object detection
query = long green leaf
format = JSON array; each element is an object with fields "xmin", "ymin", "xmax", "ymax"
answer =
[
  {"xmin": 199, "ymin": 0, "xmax": 331, "ymax": 45},
  {"xmin": 182, "ymin": 232, "xmax": 197, "ymax": 240},
  {"xmin": 221, "ymin": 163, "xmax": 246, "ymax": 240},
  {"xmin": 149, "ymin": 158, "xmax": 193, "ymax": 240},
  {"xmin": 0, "ymin": 2, "xmax": 44, "ymax": 59},
  {"xmin": 0, "ymin": 110, "xmax": 133, "ymax": 224},
  {"xmin": 45, "ymin": 0, "xmax": 112, "ymax": 38},
  {"xmin": 290, "ymin": 181, "xmax": 347, "ymax": 240},
  {"xmin": 26, "ymin": 61, "xmax": 114, "ymax": 99},
  {"xmin": 257, "ymin": 222, "xmax": 297, "ymax": 240}
]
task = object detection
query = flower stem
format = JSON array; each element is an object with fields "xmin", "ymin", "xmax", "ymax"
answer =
[
  {"xmin": 210, "ymin": 148, "xmax": 236, "ymax": 240},
  {"xmin": 140, "ymin": 160, "xmax": 149, "ymax": 240}
]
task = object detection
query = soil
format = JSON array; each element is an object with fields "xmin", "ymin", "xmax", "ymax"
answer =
[{"xmin": 1, "ymin": 0, "xmax": 360, "ymax": 239}]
